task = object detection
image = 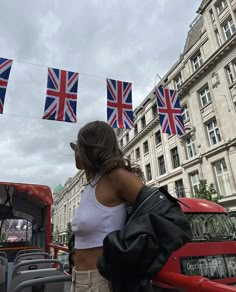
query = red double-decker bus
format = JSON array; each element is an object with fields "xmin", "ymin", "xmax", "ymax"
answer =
[
  {"xmin": 153, "ymin": 198, "xmax": 236, "ymax": 290},
  {"xmin": 1, "ymin": 181, "xmax": 236, "ymax": 291}
]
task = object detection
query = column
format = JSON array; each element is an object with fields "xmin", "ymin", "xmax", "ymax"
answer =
[
  {"xmin": 229, "ymin": 62, "xmax": 236, "ymax": 81},
  {"xmin": 226, "ymin": 0, "xmax": 236, "ymax": 23},
  {"xmin": 212, "ymin": 4, "xmax": 225, "ymax": 42},
  {"xmin": 149, "ymin": 132, "xmax": 158, "ymax": 182},
  {"xmin": 225, "ymin": 149, "xmax": 236, "ymax": 193}
]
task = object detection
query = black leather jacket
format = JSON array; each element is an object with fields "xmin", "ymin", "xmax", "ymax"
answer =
[{"xmin": 97, "ymin": 186, "xmax": 192, "ymax": 292}]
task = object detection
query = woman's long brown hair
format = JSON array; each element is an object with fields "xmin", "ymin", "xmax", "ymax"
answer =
[{"xmin": 76, "ymin": 121, "xmax": 142, "ymax": 182}]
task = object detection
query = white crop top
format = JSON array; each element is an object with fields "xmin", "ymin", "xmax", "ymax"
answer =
[{"xmin": 72, "ymin": 175, "xmax": 127, "ymax": 249}]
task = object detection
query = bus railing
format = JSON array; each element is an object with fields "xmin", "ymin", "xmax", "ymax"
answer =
[
  {"xmin": 49, "ymin": 243, "xmax": 236, "ymax": 291},
  {"xmin": 153, "ymin": 272, "xmax": 236, "ymax": 291},
  {"xmin": 49, "ymin": 243, "xmax": 69, "ymax": 260}
]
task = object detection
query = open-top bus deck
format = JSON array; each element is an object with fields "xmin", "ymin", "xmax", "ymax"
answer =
[{"xmin": 1, "ymin": 181, "xmax": 236, "ymax": 291}]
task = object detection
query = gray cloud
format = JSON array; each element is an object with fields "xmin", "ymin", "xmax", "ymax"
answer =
[{"xmin": 0, "ymin": 0, "xmax": 201, "ymax": 190}]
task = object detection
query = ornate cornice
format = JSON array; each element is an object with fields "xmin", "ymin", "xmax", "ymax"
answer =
[{"xmin": 197, "ymin": 0, "xmax": 212, "ymax": 14}]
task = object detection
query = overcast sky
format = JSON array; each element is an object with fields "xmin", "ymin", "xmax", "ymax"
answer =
[{"xmin": 0, "ymin": 0, "xmax": 201, "ymax": 191}]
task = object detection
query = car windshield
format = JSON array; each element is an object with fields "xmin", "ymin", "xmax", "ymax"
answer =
[{"xmin": 187, "ymin": 213, "xmax": 236, "ymax": 242}]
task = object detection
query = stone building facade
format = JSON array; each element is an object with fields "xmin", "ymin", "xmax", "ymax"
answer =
[
  {"xmin": 118, "ymin": 0, "xmax": 236, "ymax": 208},
  {"xmin": 52, "ymin": 171, "xmax": 86, "ymax": 243}
]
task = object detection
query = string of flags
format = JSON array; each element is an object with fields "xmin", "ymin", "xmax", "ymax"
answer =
[
  {"xmin": 0, "ymin": 57, "xmax": 185, "ymax": 136},
  {"xmin": 42, "ymin": 67, "xmax": 79, "ymax": 123}
]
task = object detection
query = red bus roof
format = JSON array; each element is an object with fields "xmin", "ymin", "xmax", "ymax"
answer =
[
  {"xmin": 0, "ymin": 182, "xmax": 53, "ymax": 206},
  {"xmin": 179, "ymin": 197, "xmax": 227, "ymax": 213}
]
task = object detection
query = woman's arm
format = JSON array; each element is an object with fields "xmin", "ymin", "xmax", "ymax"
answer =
[{"xmin": 108, "ymin": 168, "xmax": 144, "ymax": 205}]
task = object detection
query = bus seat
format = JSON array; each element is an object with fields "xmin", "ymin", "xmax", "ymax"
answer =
[
  {"xmin": 9, "ymin": 268, "xmax": 66, "ymax": 292},
  {"xmin": 0, "ymin": 256, "xmax": 7, "ymax": 292},
  {"xmin": 12, "ymin": 259, "xmax": 64, "ymax": 278},
  {"xmin": 14, "ymin": 252, "xmax": 50, "ymax": 264},
  {"xmin": 11, "ymin": 274, "xmax": 71, "ymax": 292},
  {"xmin": 0, "ymin": 251, "xmax": 8, "ymax": 259},
  {"xmin": 0, "ymin": 251, "xmax": 8, "ymax": 274},
  {"xmin": 16, "ymin": 248, "xmax": 42, "ymax": 257}
]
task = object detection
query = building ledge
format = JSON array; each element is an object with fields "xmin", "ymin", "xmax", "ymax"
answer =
[
  {"xmin": 203, "ymin": 138, "xmax": 236, "ymax": 159},
  {"xmin": 218, "ymin": 193, "xmax": 236, "ymax": 209},
  {"xmin": 181, "ymin": 155, "xmax": 202, "ymax": 168},
  {"xmin": 157, "ymin": 168, "xmax": 183, "ymax": 183}
]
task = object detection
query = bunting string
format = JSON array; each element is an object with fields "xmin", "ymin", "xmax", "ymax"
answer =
[
  {"xmin": 7, "ymin": 57, "xmax": 154, "ymax": 88},
  {"xmin": 0, "ymin": 55, "xmax": 185, "ymax": 135}
]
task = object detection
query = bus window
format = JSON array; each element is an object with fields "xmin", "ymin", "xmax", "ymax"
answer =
[{"xmin": 186, "ymin": 213, "xmax": 236, "ymax": 242}]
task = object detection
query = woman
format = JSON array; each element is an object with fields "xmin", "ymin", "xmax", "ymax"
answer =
[
  {"xmin": 70, "ymin": 120, "xmax": 192, "ymax": 292},
  {"xmin": 70, "ymin": 120, "xmax": 144, "ymax": 292}
]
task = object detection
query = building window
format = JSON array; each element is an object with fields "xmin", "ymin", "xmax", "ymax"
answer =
[
  {"xmin": 135, "ymin": 147, "xmax": 140, "ymax": 160},
  {"xmin": 190, "ymin": 171, "xmax": 200, "ymax": 196},
  {"xmin": 155, "ymin": 130, "xmax": 162, "ymax": 145},
  {"xmin": 152, "ymin": 104, "xmax": 158, "ymax": 118},
  {"xmin": 215, "ymin": 30, "xmax": 223, "ymax": 46},
  {"xmin": 192, "ymin": 51, "xmax": 203, "ymax": 71},
  {"xmin": 213, "ymin": 159, "xmax": 232, "ymax": 196},
  {"xmin": 117, "ymin": 128, "xmax": 122, "ymax": 137},
  {"xmin": 141, "ymin": 116, "xmax": 146, "ymax": 129},
  {"xmin": 126, "ymin": 133, "xmax": 129, "ymax": 144},
  {"xmin": 143, "ymin": 140, "xmax": 149, "ymax": 154},
  {"xmin": 186, "ymin": 137, "xmax": 197, "ymax": 159},
  {"xmin": 225, "ymin": 65, "xmax": 234, "ymax": 84},
  {"xmin": 199, "ymin": 86, "xmax": 211, "ymax": 107},
  {"xmin": 120, "ymin": 139, "xmax": 123, "ymax": 148},
  {"xmin": 145, "ymin": 163, "xmax": 152, "ymax": 181},
  {"xmin": 158, "ymin": 155, "xmax": 166, "ymax": 175},
  {"xmin": 174, "ymin": 74, "xmax": 183, "ymax": 90},
  {"xmin": 182, "ymin": 104, "xmax": 189, "ymax": 122},
  {"xmin": 215, "ymin": 0, "xmax": 227, "ymax": 14},
  {"xmin": 171, "ymin": 147, "xmax": 180, "ymax": 168},
  {"xmin": 206, "ymin": 119, "xmax": 221, "ymax": 145},
  {"xmin": 223, "ymin": 19, "xmax": 236, "ymax": 40},
  {"xmin": 134, "ymin": 124, "xmax": 138, "ymax": 135},
  {"xmin": 175, "ymin": 179, "xmax": 185, "ymax": 198},
  {"xmin": 209, "ymin": 9, "xmax": 215, "ymax": 21}
]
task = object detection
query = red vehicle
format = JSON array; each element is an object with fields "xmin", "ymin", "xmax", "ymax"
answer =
[
  {"xmin": 153, "ymin": 198, "xmax": 236, "ymax": 290},
  {"xmin": 1, "ymin": 181, "xmax": 236, "ymax": 291},
  {"xmin": 0, "ymin": 182, "xmax": 52, "ymax": 255}
]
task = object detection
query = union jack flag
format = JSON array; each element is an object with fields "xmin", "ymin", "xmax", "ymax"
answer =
[
  {"xmin": 155, "ymin": 86, "xmax": 185, "ymax": 135},
  {"xmin": 0, "ymin": 57, "xmax": 13, "ymax": 114},
  {"xmin": 43, "ymin": 68, "xmax": 79, "ymax": 123},
  {"xmin": 107, "ymin": 78, "xmax": 134, "ymax": 129}
]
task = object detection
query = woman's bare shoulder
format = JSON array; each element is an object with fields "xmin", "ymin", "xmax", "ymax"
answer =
[{"xmin": 107, "ymin": 168, "xmax": 144, "ymax": 204}]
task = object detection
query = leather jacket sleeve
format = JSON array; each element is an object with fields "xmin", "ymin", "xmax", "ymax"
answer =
[{"xmin": 97, "ymin": 187, "xmax": 192, "ymax": 284}]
